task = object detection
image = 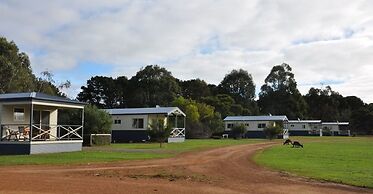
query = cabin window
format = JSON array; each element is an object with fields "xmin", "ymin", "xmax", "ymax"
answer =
[
  {"xmin": 245, "ymin": 123, "xmax": 250, "ymax": 127},
  {"xmin": 258, "ymin": 123, "xmax": 266, "ymax": 128},
  {"xmin": 114, "ymin": 119, "xmax": 121, "ymax": 124},
  {"xmin": 14, "ymin": 108, "xmax": 25, "ymax": 121},
  {"xmin": 290, "ymin": 124, "xmax": 294, "ymax": 127},
  {"xmin": 227, "ymin": 123, "xmax": 234, "ymax": 129},
  {"xmin": 302, "ymin": 124, "xmax": 306, "ymax": 129},
  {"xmin": 132, "ymin": 118, "xmax": 144, "ymax": 128}
]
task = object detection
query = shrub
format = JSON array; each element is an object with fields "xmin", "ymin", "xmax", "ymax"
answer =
[
  {"xmin": 263, "ymin": 125, "xmax": 282, "ymax": 140},
  {"xmin": 322, "ymin": 127, "xmax": 332, "ymax": 136},
  {"xmin": 83, "ymin": 134, "xmax": 111, "ymax": 146},
  {"xmin": 172, "ymin": 96, "xmax": 224, "ymax": 139},
  {"xmin": 84, "ymin": 105, "xmax": 112, "ymax": 134},
  {"xmin": 186, "ymin": 122, "xmax": 210, "ymax": 139},
  {"xmin": 147, "ymin": 119, "xmax": 172, "ymax": 148},
  {"xmin": 231, "ymin": 124, "xmax": 246, "ymax": 139}
]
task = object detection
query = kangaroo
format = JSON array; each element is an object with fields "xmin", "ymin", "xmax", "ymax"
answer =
[
  {"xmin": 283, "ymin": 139, "xmax": 292, "ymax": 145},
  {"xmin": 292, "ymin": 141, "xmax": 303, "ymax": 148}
]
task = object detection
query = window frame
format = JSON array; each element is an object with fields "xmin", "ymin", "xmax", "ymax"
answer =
[
  {"xmin": 114, "ymin": 119, "xmax": 122, "ymax": 125},
  {"xmin": 132, "ymin": 118, "xmax": 144, "ymax": 129},
  {"xmin": 14, "ymin": 107, "xmax": 25, "ymax": 122}
]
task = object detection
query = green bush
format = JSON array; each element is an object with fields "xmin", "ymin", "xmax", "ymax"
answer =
[
  {"xmin": 322, "ymin": 127, "xmax": 332, "ymax": 136},
  {"xmin": 147, "ymin": 119, "xmax": 172, "ymax": 148},
  {"xmin": 83, "ymin": 134, "xmax": 111, "ymax": 146},
  {"xmin": 172, "ymin": 96, "xmax": 224, "ymax": 139},
  {"xmin": 263, "ymin": 125, "xmax": 282, "ymax": 140},
  {"xmin": 84, "ymin": 105, "xmax": 112, "ymax": 134},
  {"xmin": 232, "ymin": 124, "xmax": 246, "ymax": 139},
  {"xmin": 92, "ymin": 134, "xmax": 111, "ymax": 145}
]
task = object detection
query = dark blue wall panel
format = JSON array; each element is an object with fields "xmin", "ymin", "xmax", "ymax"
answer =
[
  {"xmin": 221, "ymin": 130, "xmax": 267, "ymax": 138},
  {"xmin": 289, "ymin": 131, "xmax": 319, "ymax": 136},
  {"xmin": 112, "ymin": 130, "xmax": 149, "ymax": 143},
  {"xmin": 245, "ymin": 131, "xmax": 266, "ymax": 138},
  {"xmin": 0, "ymin": 143, "xmax": 30, "ymax": 155}
]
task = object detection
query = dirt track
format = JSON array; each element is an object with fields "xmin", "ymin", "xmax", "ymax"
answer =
[{"xmin": 0, "ymin": 142, "xmax": 371, "ymax": 194}]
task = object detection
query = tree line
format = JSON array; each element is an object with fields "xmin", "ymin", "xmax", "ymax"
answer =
[
  {"xmin": 1, "ymin": 36, "xmax": 372, "ymax": 136},
  {"xmin": 77, "ymin": 64, "xmax": 373, "ymax": 136}
]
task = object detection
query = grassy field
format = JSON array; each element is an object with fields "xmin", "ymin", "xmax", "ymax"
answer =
[
  {"xmin": 255, "ymin": 136, "xmax": 373, "ymax": 188},
  {"xmin": 0, "ymin": 139, "xmax": 262, "ymax": 166},
  {"xmin": 111, "ymin": 138, "xmax": 263, "ymax": 152}
]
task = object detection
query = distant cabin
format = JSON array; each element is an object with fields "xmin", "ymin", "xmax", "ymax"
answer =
[
  {"xmin": 321, "ymin": 122, "xmax": 350, "ymax": 136},
  {"xmin": 288, "ymin": 120, "xmax": 350, "ymax": 136},
  {"xmin": 288, "ymin": 120, "xmax": 322, "ymax": 136},
  {"xmin": 0, "ymin": 92, "xmax": 85, "ymax": 155},
  {"xmin": 223, "ymin": 115, "xmax": 289, "ymax": 139},
  {"xmin": 104, "ymin": 107, "xmax": 186, "ymax": 143}
]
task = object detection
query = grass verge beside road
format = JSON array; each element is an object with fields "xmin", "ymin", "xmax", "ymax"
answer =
[
  {"xmin": 111, "ymin": 138, "xmax": 263, "ymax": 152},
  {"xmin": 254, "ymin": 137, "xmax": 373, "ymax": 188},
  {"xmin": 0, "ymin": 139, "xmax": 262, "ymax": 166}
]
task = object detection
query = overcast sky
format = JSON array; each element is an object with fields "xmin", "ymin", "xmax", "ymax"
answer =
[{"xmin": 1, "ymin": 0, "xmax": 373, "ymax": 103}]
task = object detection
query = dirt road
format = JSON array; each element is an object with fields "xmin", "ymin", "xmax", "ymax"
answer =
[{"xmin": 0, "ymin": 142, "xmax": 371, "ymax": 194}]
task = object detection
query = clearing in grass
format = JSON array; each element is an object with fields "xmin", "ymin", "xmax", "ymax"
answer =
[{"xmin": 255, "ymin": 136, "xmax": 373, "ymax": 188}]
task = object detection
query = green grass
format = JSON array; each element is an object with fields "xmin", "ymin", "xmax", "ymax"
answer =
[
  {"xmin": 0, "ymin": 151, "xmax": 172, "ymax": 166},
  {"xmin": 111, "ymin": 138, "xmax": 263, "ymax": 152},
  {"xmin": 0, "ymin": 139, "xmax": 262, "ymax": 166},
  {"xmin": 255, "ymin": 137, "xmax": 373, "ymax": 188}
]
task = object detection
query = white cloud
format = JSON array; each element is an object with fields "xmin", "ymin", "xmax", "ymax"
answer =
[
  {"xmin": 167, "ymin": 50, "xmax": 283, "ymax": 85},
  {"xmin": 1, "ymin": 0, "xmax": 373, "ymax": 102}
]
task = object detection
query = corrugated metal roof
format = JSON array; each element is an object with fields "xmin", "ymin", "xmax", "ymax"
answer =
[
  {"xmin": 104, "ymin": 107, "xmax": 186, "ymax": 116},
  {"xmin": 288, "ymin": 120, "xmax": 322, "ymax": 123},
  {"xmin": 224, "ymin": 115, "xmax": 288, "ymax": 121},
  {"xmin": 0, "ymin": 92, "xmax": 86, "ymax": 105},
  {"xmin": 322, "ymin": 122, "xmax": 349, "ymax": 125}
]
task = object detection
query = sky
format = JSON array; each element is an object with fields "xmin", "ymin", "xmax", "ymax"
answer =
[{"xmin": 1, "ymin": 0, "xmax": 373, "ymax": 103}]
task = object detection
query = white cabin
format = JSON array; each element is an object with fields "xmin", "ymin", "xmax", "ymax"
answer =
[
  {"xmin": 288, "ymin": 120, "xmax": 322, "ymax": 136},
  {"xmin": 104, "ymin": 107, "xmax": 186, "ymax": 143},
  {"xmin": 223, "ymin": 115, "xmax": 289, "ymax": 139},
  {"xmin": 322, "ymin": 122, "xmax": 350, "ymax": 136},
  {"xmin": 0, "ymin": 92, "xmax": 85, "ymax": 155}
]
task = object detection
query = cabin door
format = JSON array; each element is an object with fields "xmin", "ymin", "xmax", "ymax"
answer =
[
  {"xmin": 33, "ymin": 110, "xmax": 40, "ymax": 128},
  {"xmin": 33, "ymin": 110, "xmax": 50, "ymax": 127},
  {"xmin": 41, "ymin": 111, "xmax": 50, "ymax": 129},
  {"xmin": 32, "ymin": 110, "xmax": 50, "ymax": 139}
]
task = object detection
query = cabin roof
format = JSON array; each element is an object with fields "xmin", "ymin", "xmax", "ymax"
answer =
[
  {"xmin": 322, "ymin": 122, "xmax": 349, "ymax": 125},
  {"xmin": 0, "ymin": 92, "xmax": 86, "ymax": 105},
  {"xmin": 288, "ymin": 120, "xmax": 322, "ymax": 123},
  {"xmin": 104, "ymin": 107, "xmax": 186, "ymax": 116},
  {"xmin": 224, "ymin": 115, "xmax": 288, "ymax": 121}
]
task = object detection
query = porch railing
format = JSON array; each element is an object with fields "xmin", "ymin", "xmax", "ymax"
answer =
[
  {"xmin": 0, "ymin": 124, "xmax": 83, "ymax": 142},
  {"xmin": 0, "ymin": 124, "xmax": 31, "ymax": 142},
  {"xmin": 170, "ymin": 128, "xmax": 185, "ymax": 138}
]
